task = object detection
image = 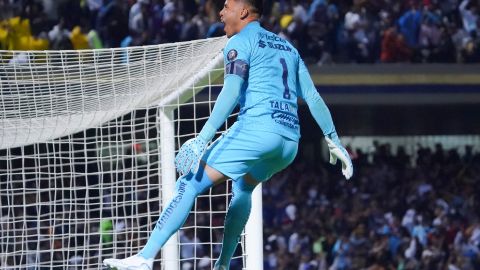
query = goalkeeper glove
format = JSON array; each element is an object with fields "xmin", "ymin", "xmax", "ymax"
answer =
[
  {"xmin": 174, "ymin": 136, "xmax": 208, "ymax": 176},
  {"xmin": 174, "ymin": 123, "xmax": 216, "ymax": 176},
  {"xmin": 325, "ymin": 133, "xmax": 353, "ymax": 180}
]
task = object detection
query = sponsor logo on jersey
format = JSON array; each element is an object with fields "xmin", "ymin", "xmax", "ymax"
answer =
[
  {"xmin": 257, "ymin": 33, "xmax": 292, "ymax": 52},
  {"xmin": 258, "ymin": 40, "xmax": 266, "ymax": 48},
  {"xmin": 258, "ymin": 33, "xmax": 287, "ymax": 43},
  {"xmin": 270, "ymin": 100, "xmax": 292, "ymax": 112},
  {"xmin": 271, "ymin": 110, "xmax": 299, "ymax": 130},
  {"xmin": 267, "ymin": 42, "xmax": 292, "ymax": 52}
]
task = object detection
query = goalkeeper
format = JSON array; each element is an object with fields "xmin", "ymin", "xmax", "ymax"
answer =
[{"xmin": 104, "ymin": 0, "xmax": 353, "ymax": 269}]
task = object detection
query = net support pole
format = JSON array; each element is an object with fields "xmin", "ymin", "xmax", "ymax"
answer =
[
  {"xmin": 158, "ymin": 107, "xmax": 179, "ymax": 270},
  {"xmin": 245, "ymin": 184, "xmax": 264, "ymax": 270}
]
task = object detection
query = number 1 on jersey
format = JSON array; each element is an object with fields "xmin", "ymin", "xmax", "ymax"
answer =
[{"xmin": 279, "ymin": 58, "xmax": 291, "ymax": 100}]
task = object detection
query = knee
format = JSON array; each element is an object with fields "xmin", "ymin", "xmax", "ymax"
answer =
[
  {"xmin": 226, "ymin": 178, "xmax": 254, "ymax": 219},
  {"xmin": 234, "ymin": 177, "xmax": 257, "ymax": 193},
  {"xmin": 230, "ymin": 178, "xmax": 257, "ymax": 206},
  {"xmin": 176, "ymin": 170, "xmax": 214, "ymax": 195}
]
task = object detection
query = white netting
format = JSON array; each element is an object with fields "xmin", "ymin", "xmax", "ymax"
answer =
[
  {"xmin": 0, "ymin": 37, "xmax": 224, "ymax": 149},
  {"xmin": 0, "ymin": 37, "xmax": 247, "ymax": 269}
]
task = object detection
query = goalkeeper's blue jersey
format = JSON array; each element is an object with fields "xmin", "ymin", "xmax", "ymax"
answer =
[{"xmin": 223, "ymin": 21, "xmax": 301, "ymax": 141}]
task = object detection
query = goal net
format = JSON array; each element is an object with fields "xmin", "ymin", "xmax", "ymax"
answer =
[{"xmin": 0, "ymin": 37, "xmax": 260, "ymax": 270}]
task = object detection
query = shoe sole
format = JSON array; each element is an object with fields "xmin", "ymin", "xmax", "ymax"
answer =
[{"xmin": 103, "ymin": 259, "xmax": 152, "ymax": 270}]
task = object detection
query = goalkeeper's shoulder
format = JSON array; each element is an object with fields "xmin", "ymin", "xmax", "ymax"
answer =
[{"xmin": 224, "ymin": 30, "xmax": 253, "ymax": 53}]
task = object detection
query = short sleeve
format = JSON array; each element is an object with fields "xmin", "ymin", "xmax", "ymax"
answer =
[{"xmin": 223, "ymin": 35, "xmax": 251, "ymax": 80}]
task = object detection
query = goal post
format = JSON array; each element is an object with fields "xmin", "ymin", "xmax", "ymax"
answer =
[
  {"xmin": 158, "ymin": 108, "xmax": 178, "ymax": 270},
  {"xmin": 0, "ymin": 37, "xmax": 263, "ymax": 270}
]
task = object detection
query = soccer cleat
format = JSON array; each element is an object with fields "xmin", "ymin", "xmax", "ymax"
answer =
[{"xmin": 103, "ymin": 254, "xmax": 153, "ymax": 270}]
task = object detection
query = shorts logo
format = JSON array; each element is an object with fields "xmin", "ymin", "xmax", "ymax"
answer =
[{"xmin": 227, "ymin": 49, "xmax": 238, "ymax": 61}]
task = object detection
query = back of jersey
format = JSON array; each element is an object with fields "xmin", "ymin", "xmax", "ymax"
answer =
[{"xmin": 223, "ymin": 21, "xmax": 301, "ymax": 141}]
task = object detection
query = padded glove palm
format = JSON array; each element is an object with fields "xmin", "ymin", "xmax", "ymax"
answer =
[{"xmin": 174, "ymin": 137, "xmax": 208, "ymax": 175}]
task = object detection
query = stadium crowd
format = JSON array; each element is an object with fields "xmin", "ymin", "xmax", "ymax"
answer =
[
  {"xmin": 0, "ymin": 0, "xmax": 479, "ymax": 63},
  {"xmin": 261, "ymin": 142, "xmax": 480, "ymax": 270}
]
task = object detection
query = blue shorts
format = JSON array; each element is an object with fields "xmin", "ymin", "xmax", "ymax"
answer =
[{"xmin": 202, "ymin": 122, "xmax": 298, "ymax": 182}]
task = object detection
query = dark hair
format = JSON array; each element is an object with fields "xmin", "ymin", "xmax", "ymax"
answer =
[{"xmin": 244, "ymin": 0, "xmax": 263, "ymax": 17}]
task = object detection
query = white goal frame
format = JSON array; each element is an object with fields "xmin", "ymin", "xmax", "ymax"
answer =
[{"xmin": 0, "ymin": 37, "xmax": 263, "ymax": 270}]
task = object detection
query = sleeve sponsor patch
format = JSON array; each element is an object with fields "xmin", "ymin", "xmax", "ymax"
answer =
[{"xmin": 225, "ymin": 59, "xmax": 249, "ymax": 80}]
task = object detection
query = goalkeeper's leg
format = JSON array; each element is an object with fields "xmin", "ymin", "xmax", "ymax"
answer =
[
  {"xmin": 138, "ymin": 167, "xmax": 216, "ymax": 259},
  {"xmin": 214, "ymin": 176, "xmax": 257, "ymax": 270},
  {"xmin": 103, "ymin": 166, "xmax": 220, "ymax": 269}
]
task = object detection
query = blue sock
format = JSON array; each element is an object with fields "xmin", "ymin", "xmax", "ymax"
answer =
[
  {"xmin": 214, "ymin": 178, "xmax": 256, "ymax": 269},
  {"xmin": 139, "ymin": 168, "xmax": 214, "ymax": 259}
]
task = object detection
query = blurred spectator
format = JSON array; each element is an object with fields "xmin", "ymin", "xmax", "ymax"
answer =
[
  {"xmin": 462, "ymin": 36, "xmax": 480, "ymax": 62},
  {"xmin": 162, "ymin": 1, "xmax": 182, "ymax": 43},
  {"xmin": 48, "ymin": 18, "xmax": 72, "ymax": 50},
  {"xmin": 21, "ymin": 0, "xmax": 49, "ymax": 35},
  {"xmin": 86, "ymin": 0, "xmax": 103, "ymax": 28},
  {"xmin": 87, "ymin": 27, "xmax": 103, "ymax": 49},
  {"xmin": 0, "ymin": 0, "xmax": 14, "ymax": 21},
  {"xmin": 129, "ymin": 0, "xmax": 148, "ymax": 33},
  {"xmin": 380, "ymin": 27, "xmax": 412, "ymax": 62},
  {"xmin": 418, "ymin": 7, "xmax": 442, "ymax": 62},
  {"xmin": 70, "ymin": 26, "xmax": 89, "ymax": 50},
  {"xmin": 96, "ymin": 0, "xmax": 128, "ymax": 48},
  {"xmin": 397, "ymin": 2, "xmax": 422, "ymax": 54},
  {"xmin": 129, "ymin": 0, "xmax": 153, "ymax": 45},
  {"xmin": 459, "ymin": 0, "xmax": 478, "ymax": 34}
]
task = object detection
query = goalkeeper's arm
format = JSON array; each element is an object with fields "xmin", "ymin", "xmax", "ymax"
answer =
[
  {"xmin": 297, "ymin": 60, "xmax": 353, "ymax": 179},
  {"xmin": 175, "ymin": 75, "xmax": 243, "ymax": 175},
  {"xmin": 197, "ymin": 75, "xmax": 243, "ymax": 142}
]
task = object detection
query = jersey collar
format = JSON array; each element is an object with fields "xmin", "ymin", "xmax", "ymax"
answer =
[{"xmin": 242, "ymin": 20, "xmax": 260, "ymax": 32}]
